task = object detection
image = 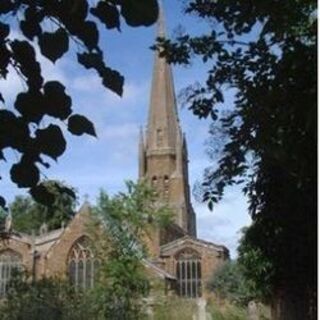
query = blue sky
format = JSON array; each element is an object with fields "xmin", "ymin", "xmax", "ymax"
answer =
[{"xmin": 0, "ymin": 1, "xmax": 251, "ymax": 258}]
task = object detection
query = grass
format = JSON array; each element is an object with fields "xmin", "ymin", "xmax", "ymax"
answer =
[{"xmin": 153, "ymin": 297, "xmax": 248, "ymax": 320}]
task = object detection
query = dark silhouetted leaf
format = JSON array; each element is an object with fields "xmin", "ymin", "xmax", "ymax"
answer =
[
  {"xmin": 0, "ymin": 110, "xmax": 30, "ymax": 152},
  {"xmin": 77, "ymin": 21, "xmax": 98, "ymax": 49},
  {"xmin": 0, "ymin": 45, "xmax": 10, "ymax": 78},
  {"xmin": 68, "ymin": 114, "xmax": 96, "ymax": 137},
  {"xmin": 61, "ymin": 0, "xmax": 88, "ymax": 21},
  {"xmin": 20, "ymin": 6, "xmax": 43, "ymax": 40},
  {"xmin": 0, "ymin": 93, "xmax": 4, "ymax": 103},
  {"xmin": 55, "ymin": 183, "xmax": 76, "ymax": 200},
  {"xmin": 0, "ymin": 0, "xmax": 14, "ymax": 15},
  {"xmin": 101, "ymin": 67, "xmax": 124, "ymax": 96},
  {"xmin": 11, "ymin": 159, "xmax": 40, "ymax": 188},
  {"xmin": 43, "ymin": 81, "xmax": 72, "ymax": 120},
  {"xmin": 0, "ymin": 150, "xmax": 5, "ymax": 161},
  {"xmin": 20, "ymin": 19, "xmax": 41, "ymax": 40},
  {"xmin": 15, "ymin": 90, "xmax": 45, "ymax": 123},
  {"xmin": 0, "ymin": 22, "xmax": 9, "ymax": 40},
  {"xmin": 35, "ymin": 125, "xmax": 66, "ymax": 160},
  {"xmin": 0, "ymin": 196, "xmax": 5, "ymax": 209},
  {"xmin": 38, "ymin": 28, "xmax": 69, "ymax": 63},
  {"xmin": 91, "ymin": 2, "xmax": 120, "ymax": 30},
  {"xmin": 10, "ymin": 40, "xmax": 36, "ymax": 64},
  {"xmin": 121, "ymin": 0, "xmax": 159, "ymax": 27},
  {"xmin": 77, "ymin": 51, "xmax": 104, "ymax": 70},
  {"xmin": 77, "ymin": 52, "xmax": 123, "ymax": 95},
  {"xmin": 10, "ymin": 40, "xmax": 43, "ymax": 89},
  {"xmin": 30, "ymin": 184, "xmax": 55, "ymax": 206}
]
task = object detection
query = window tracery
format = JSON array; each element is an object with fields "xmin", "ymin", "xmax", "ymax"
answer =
[
  {"xmin": 176, "ymin": 248, "xmax": 201, "ymax": 298},
  {"xmin": 0, "ymin": 250, "xmax": 22, "ymax": 297},
  {"xmin": 67, "ymin": 236, "xmax": 99, "ymax": 290}
]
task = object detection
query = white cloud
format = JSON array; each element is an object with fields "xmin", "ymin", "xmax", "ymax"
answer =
[{"xmin": 99, "ymin": 122, "xmax": 139, "ymax": 140}]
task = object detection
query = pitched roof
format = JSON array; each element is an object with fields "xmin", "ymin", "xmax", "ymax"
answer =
[
  {"xmin": 142, "ymin": 259, "xmax": 176, "ymax": 280},
  {"xmin": 160, "ymin": 235, "xmax": 229, "ymax": 256}
]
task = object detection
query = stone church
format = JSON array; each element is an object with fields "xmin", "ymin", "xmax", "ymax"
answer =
[{"xmin": 0, "ymin": 12, "xmax": 229, "ymax": 299}]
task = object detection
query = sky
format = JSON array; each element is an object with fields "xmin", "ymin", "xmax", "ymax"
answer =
[{"xmin": 0, "ymin": 1, "xmax": 251, "ymax": 258}]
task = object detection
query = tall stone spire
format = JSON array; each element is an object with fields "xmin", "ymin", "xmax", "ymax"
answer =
[
  {"xmin": 146, "ymin": 5, "xmax": 179, "ymax": 153},
  {"xmin": 139, "ymin": 4, "xmax": 196, "ymax": 241}
]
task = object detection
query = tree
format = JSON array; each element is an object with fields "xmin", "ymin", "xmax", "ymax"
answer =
[
  {"xmin": 92, "ymin": 180, "xmax": 172, "ymax": 319},
  {"xmin": 4, "ymin": 180, "xmax": 77, "ymax": 234},
  {"xmin": 208, "ymin": 260, "xmax": 255, "ymax": 307},
  {"xmin": 0, "ymin": 273, "xmax": 101, "ymax": 320},
  {"xmin": 0, "ymin": 181, "xmax": 171, "ymax": 319},
  {"xmin": 0, "ymin": 0, "xmax": 159, "ymax": 209},
  {"xmin": 157, "ymin": 1, "xmax": 316, "ymax": 319}
]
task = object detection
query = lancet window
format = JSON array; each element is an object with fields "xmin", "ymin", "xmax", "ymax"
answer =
[
  {"xmin": 176, "ymin": 248, "xmax": 201, "ymax": 298},
  {"xmin": 0, "ymin": 250, "xmax": 22, "ymax": 297},
  {"xmin": 68, "ymin": 236, "xmax": 99, "ymax": 290}
]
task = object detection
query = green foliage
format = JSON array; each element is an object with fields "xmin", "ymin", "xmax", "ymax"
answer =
[
  {"xmin": 0, "ymin": 0, "xmax": 159, "ymax": 208},
  {"xmin": 237, "ymin": 227, "xmax": 274, "ymax": 301},
  {"xmin": 158, "ymin": 1, "xmax": 316, "ymax": 316},
  {"xmin": 7, "ymin": 180, "xmax": 77, "ymax": 234},
  {"xmin": 91, "ymin": 180, "xmax": 172, "ymax": 319},
  {"xmin": 94, "ymin": 180, "xmax": 172, "ymax": 257},
  {"xmin": 0, "ymin": 181, "xmax": 170, "ymax": 319},
  {"xmin": 0, "ymin": 272, "xmax": 103, "ymax": 320},
  {"xmin": 153, "ymin": 297, "xmax": 247, "ymax": 320},
  {"xmin": 153, "ymin": 297, "xmax": 197, "ymax": 320},
  {"xmin": 207, "ymin": 301, "xmax": 247, "ymax": 320},
  {"xmin": 208, "ymin": 261, "xmax": 255, "ymax": 306}
]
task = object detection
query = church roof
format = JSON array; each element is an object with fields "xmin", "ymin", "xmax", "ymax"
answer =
[
  {"xmin": 160, "ymin": 235, "xmax": 229, "ymax": 256},
  {"xmin": 142, "ymin": 259, "xmax": 176, "ymax": 280}
]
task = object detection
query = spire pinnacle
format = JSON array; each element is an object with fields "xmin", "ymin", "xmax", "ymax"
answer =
[
  {"xmin": 146, "ymin": 3, "xmax": 180, "ymax": 153},
  {"xmin": 157, "ymin": 0, "xmax": 165, "ymax": 37}
]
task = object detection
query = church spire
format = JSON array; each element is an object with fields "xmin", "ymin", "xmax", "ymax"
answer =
[
  {"xmin": 157, "ymin": 0, "xmax": 165, "ymax": 37},
  {"xmin": 139, "ymin": 3, "xmax": 196, "ymax": 238},
  {"xmin": 138, "ymin": 126, "xmax": 146, "ymax": 178},
  {"xmin": 146, "ymin": 6, "xmax": 179, "ymax": 153}
]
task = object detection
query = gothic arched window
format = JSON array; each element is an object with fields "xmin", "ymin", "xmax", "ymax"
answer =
[
  {"xmin": 0, "ymin": 250, "xmax": 22, "ymax": 297},
  {"xmin": 68, "ymin": 236, "xmax": 99, "ymax": 290},
  {"xmin": 176, "ymin": 248, "xmax": 201, "ymax": 298}
]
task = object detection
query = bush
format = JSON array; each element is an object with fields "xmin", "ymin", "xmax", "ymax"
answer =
[
  {"xmin": 153, "ymin": 297, "xmax": 248, "ymax": 320},
  {"xmin": 153, "ymin": 297, "xmax": 197, "ymax": 320},
  {"xmin": 208, "ymin": 261, "xmax": 255, "ymax": 306},
  {"xmin": 0, "ymin": 273, "xmax": 104, "ymax": 320},
  {"xmin": 207, "ymin": 300, "xmax": 247, "ymax": 320}
]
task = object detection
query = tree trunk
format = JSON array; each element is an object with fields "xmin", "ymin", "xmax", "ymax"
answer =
[{"xmin": 271, "ymin": 287, "xmax": 316, "ymax": 320}]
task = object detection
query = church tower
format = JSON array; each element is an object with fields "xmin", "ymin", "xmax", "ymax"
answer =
[{"xmin": 139, "ymin": 8, "xmax": 196, "ymax": 239}]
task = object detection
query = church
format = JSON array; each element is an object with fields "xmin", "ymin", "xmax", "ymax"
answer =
[{"xmin": 0, "ymin": 12, "xmax": 229, "ymax": 299}]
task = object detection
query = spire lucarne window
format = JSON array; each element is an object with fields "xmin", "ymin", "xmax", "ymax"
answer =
[
  {"xmin": 176, "ymin": 248, "xmax": 202, "ymax": 298},
  {"xmin": 68, "ymin": 236, "xmax": 99, "ymax": 290},
  {"xmin": 0, "ymin": 250, "xmax": 22, "ymax": 297}
]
